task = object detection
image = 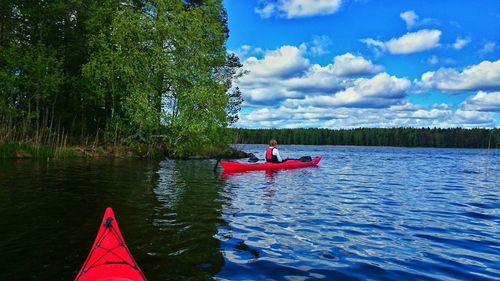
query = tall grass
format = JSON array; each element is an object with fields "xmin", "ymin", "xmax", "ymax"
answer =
[
  {"xmin": 0, "ymin": 118, "xmax": 174, "ymax": 159},
  {"xmin": 0, "ymin": 122, "xmax": 82, "ymax": 159},
  {"xmin": 0, "ymin": 142, "xmax": 82, "ymax": 159}
]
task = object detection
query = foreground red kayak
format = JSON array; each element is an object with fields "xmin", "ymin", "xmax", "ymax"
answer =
[
  {"xmin": 75, "ymin": 207, "xmax": 147, "ymax": 281},
  {"xmin": 221, "ymin": 157, "xmax": 321, "ymax": 172}
]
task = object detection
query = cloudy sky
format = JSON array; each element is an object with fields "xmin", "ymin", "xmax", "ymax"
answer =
[{"xmin": 223, "ymin": 0, "xmax": 500, "ymax": 128}]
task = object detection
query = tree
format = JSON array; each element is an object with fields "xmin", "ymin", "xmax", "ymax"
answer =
[
  {"xmin": 1, "ymin": 0, "xmax": 244, "ymax": 157},
  {"xmin": 20, "ymin": 43, "xmax": 64, "ymax": 135},
  {"xmin": 83, "ymin": 0, "xmax": 240, "ymax": 155}
]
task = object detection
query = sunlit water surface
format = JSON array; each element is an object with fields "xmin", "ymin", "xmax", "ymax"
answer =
[{"xmin": 0, "ymin": 145, "xmax": 498, "ymax": 280}]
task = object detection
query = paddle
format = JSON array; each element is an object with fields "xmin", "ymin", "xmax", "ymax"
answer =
[{"xmin": 213, "ymin": 158, "xmax": 221, "ymax": 172}]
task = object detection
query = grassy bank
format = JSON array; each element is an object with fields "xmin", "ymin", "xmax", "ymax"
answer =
[
  {"xmin": 0, "ymin": 143, "xmax": 80, "ymax": 159},
  {"xmin": 0, "ymin": 142, "xmax": 168, "ymax": 159},
  {"xmin": 0, "ymin": 142, "xmax": 247, "ymax": 159}
]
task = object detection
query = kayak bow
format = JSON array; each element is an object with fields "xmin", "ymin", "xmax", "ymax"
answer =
[
  {"xmin": 75, "ymin": 207, "xmax": 147, "ymax": 281},
  {"xmin": 221, "ymin": 156, "xmax": 321, "ymax": 172}
]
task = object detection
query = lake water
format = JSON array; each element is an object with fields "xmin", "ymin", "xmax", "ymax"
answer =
[{"xmin": 0, "ymin": 145, "xmax": 498, "ymax": 280}]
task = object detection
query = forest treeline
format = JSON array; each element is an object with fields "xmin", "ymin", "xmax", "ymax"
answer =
[
  {"xmin": 0, "ymin": 0, "xmax": 243, "ymax": 157},
  {"xmin": 230, "ymin": 128, "xmax": 500, "ymax": 149}
]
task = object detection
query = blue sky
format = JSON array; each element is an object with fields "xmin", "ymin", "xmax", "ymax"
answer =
[{"xmin": 223, "ymin": 0, "xmax": 500, "ymax": 128}]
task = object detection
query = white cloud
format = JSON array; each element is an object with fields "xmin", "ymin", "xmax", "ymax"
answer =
[
  {"xmin": 417, "ymin": 60, "xmax": 500, "ymax": 92},
  {"xmin": 243, "ymin": 45, "xmax": 310, "ymax": 79},
  {"xmin": 255, "ymin": 2, "xmax": 276, "ymax": 18},
  {"xmin": 452, "ymin": 37, "xmax": 470, "ymax": 50},
  {"xmin": 236, "ymin": 103, "xmax": 496, "ymax": 129},
  {"xmin": 428, "ymin": 55, "xmax": 439, "ymax": 65},
  {"xmin": 453, "ymin": 109, "xmax": 495, "ymax": 126},
  {"xmin": 479, "ymin": 41, "xmax": 497, "ymax": 55},
  {"xmin": 230, "ymin": 45, "xmax": 264, "ymax": 60},
  {"xmin": 426, "ymin": 55, "xmax": 455, "ymax": 66},
  {"xmin": 238, "ymin": 45, "xmax": 343, "ymax": 105},
  {"xmin": 410, "ymin": 109, "xmax": 450, "ymax": 119},
  {"xmin": 280, "ymin": 64, "xmax": 347, "ymax": 94},
  {"xmin": 330, "ymin": 53, "xmax": 383, "ymax": 77},
  {"xmin": 400, "ymin": 10, "xmax": 437, "ymax": 30},
  {"xmin": 461, "ymin": 91, "xmax": 500, "ymax": 112},
  {"xmin": 309, "ymin": 35, "xmax": 332, "ymax": 56},
  {"xmin": 360, "ymin": 38, "xmax": 386, "ymax": 57},
  {"xmin": 385, "ymin": 29, "xmax": 442, "ymax": 54},
  {"xmin": 255, "ymin": 0, "xmax": 342, "ymax": 19},
  {"xmin": 432, "ymin": 103, "xmax": 451, "ymax": 110},
  {"xmin": 400, "ymin": 11, "xmax": 418, "ymax": 29},
  {"xmin": 242, "ymin": 106, "xmax": 348, "ymax": 123},
  {"xmin": 233, "ymin": 43, "xmax": 499, "ymax": 129},
  {"xmin": 362, "ymin": 29, "xmax": 442, "ymax": 55},
  {"xmin": 390, "ymin": 102, "xmax": 424, "ymax": 112},
  {"xmin": 238, "ymin": 45, "xmax": 385, "ymax": 105},
  {"xmin": 285, "ymin": 73, "xmax": 410, "ymax": 109}
]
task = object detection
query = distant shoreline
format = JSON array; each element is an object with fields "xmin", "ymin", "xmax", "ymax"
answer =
[
  {"xmin": 230, "ymin": 127, "xmax": 500, "ymax": 149},
  {"xmin": 234, "ymin": 143, "xmax": 498, "ymax": 150},
  {"xmin": 3, "ymin": 126, "xmax": 499, "ymax": 159}
]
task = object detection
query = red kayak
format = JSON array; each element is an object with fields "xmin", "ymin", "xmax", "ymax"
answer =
[
  {"xmin": 221, "ymin": 157, "xmax": 321, "ymax": 172},
  {"xmin": 75, "ymin": 207, "xmax": 147, "ymax": 281}
]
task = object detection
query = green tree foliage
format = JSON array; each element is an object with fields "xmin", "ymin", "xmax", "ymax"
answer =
[
  {"xmin": 19, "ymin": 44, "xmax": 64, "ymax": 130},
  {"xmin": 84, "ymin": 0, "xmax": 168, "ymax": 137},
  {"xmin": 231, "ymin": 128, "xmax": 500, "ymax": 149},
  {"xmin": 0, "ymin": 0, "xmax": 243, "ymax": 156}
]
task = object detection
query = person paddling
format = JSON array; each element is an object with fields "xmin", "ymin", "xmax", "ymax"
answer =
[{"xmin": 265, "ymin": 139, "xmax": 283, "ymax": 163}]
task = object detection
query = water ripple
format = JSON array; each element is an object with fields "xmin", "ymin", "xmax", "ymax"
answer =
[{"xmin": 217, "ymin": 146, "xmax": 500, "ymax": 280}]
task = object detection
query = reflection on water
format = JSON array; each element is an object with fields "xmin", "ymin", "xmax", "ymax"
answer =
[
  {"xmin": 151, "ymin": 159, "xmax": 225, "ymax": 279},
  {"xmin": 0, "ymin": 145, "xmax": 499, "ymax": 281},
  {"xmin": 0, "ymin": 158, "xmax": 225, "ymax": 281}
]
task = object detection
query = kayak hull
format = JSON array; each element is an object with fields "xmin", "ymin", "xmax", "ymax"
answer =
[
  {"xmin": 221, "ymin": 156, "xmax": 321, "ymax": 172},
  {"xmin": 75, "ymin": 207, "xmax": 147, "ymax": 281}
]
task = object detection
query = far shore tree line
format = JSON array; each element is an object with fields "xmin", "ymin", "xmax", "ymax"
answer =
[
  {"xmin": 0, "ymin": 0, "xmax": 243, "ymax": 157},
  {"xmin": 230, "ymin": 128, "xmax": 500, "ymax": 149}
]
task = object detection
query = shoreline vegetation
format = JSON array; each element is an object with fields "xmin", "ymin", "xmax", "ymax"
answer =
[
  {"xmin": 2, "ymin": 127, "xmax": 499, "ymax": 159},
  {"xmin": 231, "ymin": 128, "xmax": 500, "ymax": 149},
  {"xmin": 0, "ymin": 142, "xmax": 249, "ymax": 159},
  {"xmin": 1, "ymin": 1, "xmax": 244, "ymax": 160}
]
